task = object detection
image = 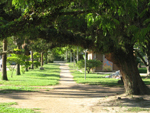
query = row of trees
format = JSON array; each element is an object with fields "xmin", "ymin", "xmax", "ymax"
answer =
[
  {"xmin": 0, "ymin": 37, "xmax": 58, "ymax": 80},
  {"xmin": 0, "ymin": 0, "xmax": 150, "ymax": 95}
]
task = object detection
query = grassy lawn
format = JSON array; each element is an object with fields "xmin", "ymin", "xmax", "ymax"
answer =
[
  {"xmin": 68, "ymin": 63, "xmax": 122, "ymax": 87},
  {"xmin": 126, "ymin": 107, "xmax": 150, "ymax": 112},
  {"xmin": 0, "ymin": 102, "xmax": 39, "ymax": 113},
  {"xmin": 0, "ymin": 63, "xmax": 60, "ymax": 93},
  {"xmin": 71, "ymin": 71, "xmax": 120, "ymax": 86},
  {"xmin": 69, "ymin": 63, "xmax": 150, "ymax": 86},
  {"xmin": 138, "ymin": 67, "xmax": 147, "ymax": 73}
]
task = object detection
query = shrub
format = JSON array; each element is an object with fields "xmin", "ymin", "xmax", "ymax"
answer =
[
  {"xmin": 103, "ymin": 66, "xmax": 112, "ymax": 71},
  {"xmin": 24, "ymin": 61, "xmax": 32, "ymax": 69},
  {"xmin": 33, "ymin": 61, "xmax": 40, "ymax": 68},
  {"xmin": 77, "ymin": 59, "xmax": 102, "ymax": 73}
]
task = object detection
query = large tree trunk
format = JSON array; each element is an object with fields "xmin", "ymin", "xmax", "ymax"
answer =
[
  {"xmin": 118, "ymin": 56, "xmax": 149, "ymax": 95},
  {"xmin": 105, "ymin": 49, "xmax": 150, "ymax": 95},
  {"xmin": 2, "ymin": 39, "xmax": 8, "ymax": 80}
]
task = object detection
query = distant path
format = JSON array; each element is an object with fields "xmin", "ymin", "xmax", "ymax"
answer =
[{"xmin": 0, "ymin": 63, "xmax": 124, "ymax": 113}]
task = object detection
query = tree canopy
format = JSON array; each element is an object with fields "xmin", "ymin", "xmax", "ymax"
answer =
[{"xmin": 1, "ymin": 0, "xmax": 150, "ymax": 95}]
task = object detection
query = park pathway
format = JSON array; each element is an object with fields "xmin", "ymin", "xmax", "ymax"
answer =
[{"xmin": 0, "ymin": 63, "xmax": 124, "ymax": 113}]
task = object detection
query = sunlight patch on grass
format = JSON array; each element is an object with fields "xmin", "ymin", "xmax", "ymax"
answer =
[
  {"xmin": 0, "ymin": 63, "xmax": 60, "ymax": 92},
  {"xmin": 69, "ymin": 63, "xmax": 122, "ymax": 87}
]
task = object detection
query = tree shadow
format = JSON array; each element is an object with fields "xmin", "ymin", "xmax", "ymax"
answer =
[
  {"xmin": 97, "ymin": 96, "xmax": 150, "ymax": 109},
  {"xmin": 38, "ymin": 84, "xmax": 125, "ymax": 98},
  {"xmin": 0, "ymin": 89, "xmax": 36, "ymax": 94},
  {"xmin": 26, "ymin": 73, "xmax": 60, "ymax": 78},
  {"xmin": 36, "ymin": 74, "xmax": 60, "ymax": 78},
  {"xmin": 0, "ymin": 89, "xmax": 38, "ymax": 100}
]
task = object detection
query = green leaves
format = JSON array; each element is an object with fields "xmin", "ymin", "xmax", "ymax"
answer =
[
  {"xmin": 86, "ymin": 13, "xmax": 94, "ymax": 27},
  {"xmin": 7, "ymin": 49, "xmax": 30, "ymax": 65},
  {"xmin": 139, "ymin": 8, "xmax": 149, "ymax": 18},
  {"xmin": 113, "ymin": 19, "xmax": 120, "ymax": 25},
  {"xmin": 143, "ymin": 18, "xmax": 150, "ymax": 25}
]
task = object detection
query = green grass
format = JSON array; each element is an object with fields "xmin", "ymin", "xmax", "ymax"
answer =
[
  {"xmin": 138, "ymin": 67, "xmax": 147, "ymax": 73},
  {"xmin": 142, "ymin": 78, "xmax": 150, "ymax": 85},
  {"xmin": 71, "ymin": 71, "xmax": 120, "ymax": 86},
  {"xmin": 0, "ymin": 102, "xmax": 39, "ymax": 113},
  {"xmin": 69, "ymin": 63, "xmax": 122, "ymax": 87},
  {"xmin": 0, "ymin": 63, "xmax": 60, "ymax": 93},
  {"xmin": 69, "ymin": 63, "xmax": 150, "ymax": 86},
  {"xmin": 126, "ymin": 107, "xmax": 150, "ymax": 112}
]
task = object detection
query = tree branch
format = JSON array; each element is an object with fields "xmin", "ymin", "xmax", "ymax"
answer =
[
  {"xmin": 136, "ymin": 50, "xmax": 148, "ymax": 66},
  {"xmin": 37, "ymin": 28, "xmax": 96, "ymax": 50}
]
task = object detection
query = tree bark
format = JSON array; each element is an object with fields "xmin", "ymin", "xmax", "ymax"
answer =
[
  {"xmin": 146, "ymin": 65, "xmax": 150, "ymax": 76},
  {"xmin": 146, "ymin": 51, "xmax": 150, "ymax": 76},
  {"xmin": 25, "ymin": 59, "xmax": 28, "ymax": 71},
  {"xmin": 146, "ymin": 39, "xmax": 150, "ymax": 76},
  {"xmin": 31, "ymin": 50, "xmax": 34, "ymax": 69},
  {"xmin": 40, "ymin": 52, "xmax": 44, "ymax": 70},
  {"xmin": 118, "ymin": 58, "xmax": 149, "ymax": 95},
  {"xmin": 41, "ymin": 52, "xmax": 43, "ymax": 67},
  {"xmin": 70, "ymin": 51, "xmax": 72, "ymax": 62},
  {"xmin": 16, "ymin": 64, "xmax": 21, "ymax": 75},
  {"xmin": 77, "ymin": 47, "xmax": 79, "ymax": 62},
  {"xmin": 16, "ymin": 45, "xmax": 21, "ymax": 75},
  {"xmin": 105, "ymin": 49, "xmax": 150, "ymax": 95},
  {"xmin": 146, "ymin": 53, "xmax": 150, "ymax": 76},
  {"xmin": 45, "ymin": 51, "xmax": 48, "ymax": 64},
  {"xmin": 2, "ymin": 39, "xmax": 8, "ymax": 80}
]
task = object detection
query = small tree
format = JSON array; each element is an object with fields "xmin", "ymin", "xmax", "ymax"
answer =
[
  {"xmin": 7, "ymin": 49, "xmax": 30, "ymax": 75},
  {"xmin": 77, "ymin": 59, "xmax": 102, "ymax": 73},
  {"xmin": 33, "ymin": 52, "xmax": 40, "ymax": 68}
]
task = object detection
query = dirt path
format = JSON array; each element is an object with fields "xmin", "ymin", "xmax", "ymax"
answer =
[{"xmin": 1, "ymin": 63, "xmax": 149, "ymax": 113}]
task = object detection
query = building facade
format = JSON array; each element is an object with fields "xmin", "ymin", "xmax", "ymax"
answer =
[{"xmin": 88, "ymin": 51, "xmax": 118, "ymax": 72}]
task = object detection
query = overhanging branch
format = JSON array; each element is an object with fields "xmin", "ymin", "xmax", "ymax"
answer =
[{"xmin": 136, "ymin": 50, "xmax": 148, "ymax": 66}]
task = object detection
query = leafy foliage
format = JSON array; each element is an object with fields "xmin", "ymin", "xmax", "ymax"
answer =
[
  {"xmin": 33, "ymin": 52, "xmax": 40, "ymax": 60},
  {"xmin": 33, "ymin": 61, "xmax": 40, "ymax": 68},
  {"xmin": 7, "ymin": 48, "xmax": 30, "ymax": 74},
  {"xmin": 1, "ymin": 0, "xmax": 150, "ymax": 94}
]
